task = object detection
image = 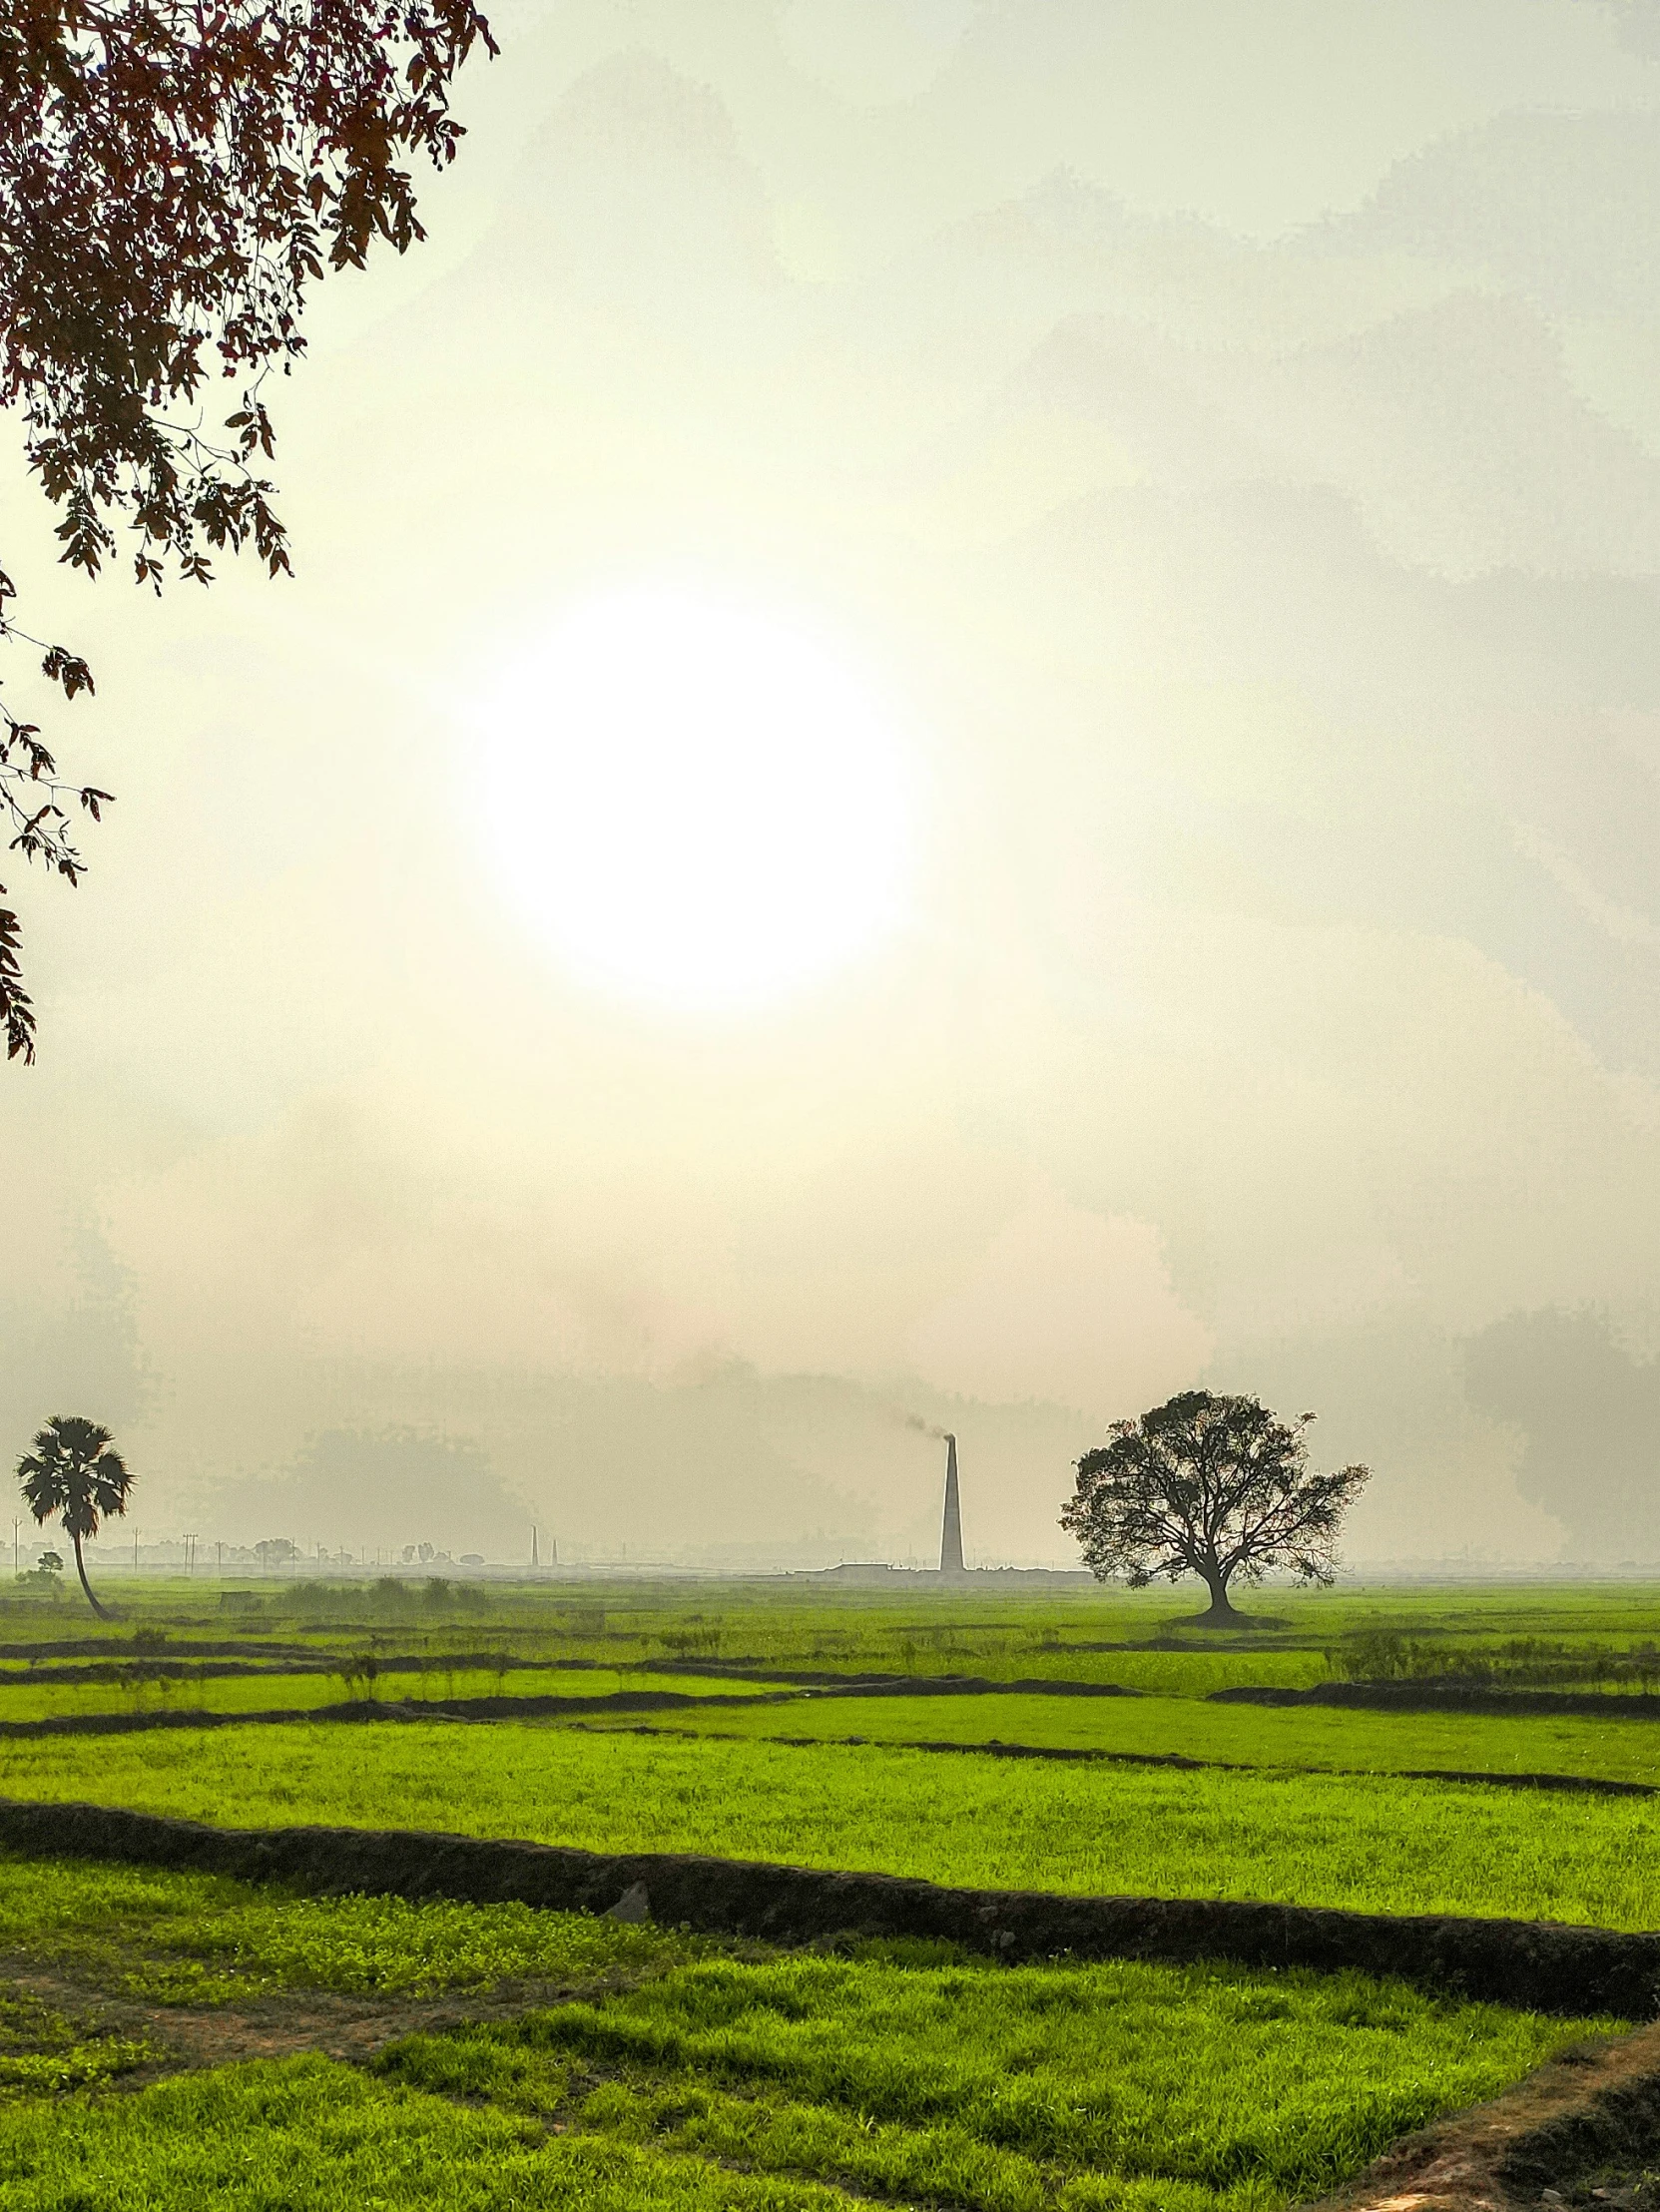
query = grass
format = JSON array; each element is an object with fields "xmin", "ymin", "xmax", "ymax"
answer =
[
  {"xmin": 13, "ymin": 1579, "xmax": 1660, "ymax": 1701},
  {"xmin": 0, "ymin": 1988, "xmax": 153, "ymax": 2095},
  {"xmin": 0, "ymin": 1665, "xmax": 764, "ymax": 1725},
  {"xmin": 3, "ymin": 1721, "xmax": 1659, "ymax": 1927},
  {"xmin": 378, "ymin": 1946, "xmax": 1610, "ymax": 2212},
  {"xmin": 594, "ymin": 1687, "xmax": 1660, "ymax": 1787},
  {"xmin": 0, "ymin": 2056, "xmax": 859, "ymax": 2209},
  {"xmin": 0, "ymin": 1850, "xmax": 705, "ymax": 2003},
  {"xmin": 0, "ymin": 1848, "xmax": 1616, "ymax": 2212},
  {"xmin": 2, "ymin": 1584, "xmax": 1659, "ymax": 2208}
]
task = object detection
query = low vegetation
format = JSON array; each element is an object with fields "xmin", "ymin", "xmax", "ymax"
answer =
[
  {"xmin": 0, "ymin": 1852, "xmax": 1614, "ymax": 2212},
  {"xmin": 380, "ymin": 1949, "xmax": 1602, "ymax": 2212},
  {"xmin": 594, "ymin": 1685, "xmax": 1660, "ymax": 1787},
  {"xmin": 2, "ymin": 1719, "xmax": 1659, "ymax": 1927},
  {"xmin": 0, "ymin": 1852, "xmax": 705, "ymax": 2002},
  {"xmin": 1326, "ymin": 1631, "xmax": 1660, "ymax": 1693},
  {"xmin": 0, "ymin": 1582, "xmax": 1656, "ymax": 2208},
  {"xmin": 0, "ymin": 1663, "xmax": 763, "ymax": 1726},
  {"xmin": 1, "ymin": 2059, "xmax": 848, "ymax": 2212}
]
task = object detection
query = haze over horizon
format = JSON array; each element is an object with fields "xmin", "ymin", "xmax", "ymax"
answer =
[{"xmin": 4, "ymin": 0, "xmax": 1658, "ymax": 1570}]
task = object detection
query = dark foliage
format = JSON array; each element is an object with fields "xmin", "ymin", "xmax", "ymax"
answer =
[
  {"xmin": 1060, "ymin": 1389, "xmax": 1370, "ymax": 1621},
  {"xmin": 0, "ymin": 0, "xmax": 496, "ymax": 1058},
  {"xmin": 16, "ymin": 1411, "xmax": 136, "ymax": 1614}
]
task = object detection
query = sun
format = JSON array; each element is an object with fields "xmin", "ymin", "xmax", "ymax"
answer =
[{"xmin": 477, "ymin": 584, "xmax": 917, "ymax": 1013}]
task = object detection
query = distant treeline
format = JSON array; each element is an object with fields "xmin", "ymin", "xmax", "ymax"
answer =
[{"xmin": 217, "ymin": 1579, "xmax": 610, "ymax": 1633}]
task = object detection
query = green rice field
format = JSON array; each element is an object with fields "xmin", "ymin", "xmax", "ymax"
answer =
[
  {"xmin": 0, "ymin": 1665, "xmax": 764, "ymax": 1725},
  {"xmin": 2, "ymin": 1577, "xmax": 1659, "ymax": 2208},
  {"xmin": 2, "ymin": 1714, "xmax": 1658, "ymax": 1927},
  {"xmin": 0, "ymin": 1851, "xmax": 706, "ymax": 2002},
  {"xmin": 0, "ymin": 1850, "xmax": 1614, "ymax": 2212},
  {"xmin": 592, "ymin": 1685, "xmax": 1660, "ymax": 1787}
]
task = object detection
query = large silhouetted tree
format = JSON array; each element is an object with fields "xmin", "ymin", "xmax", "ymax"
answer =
[
  {"xmin": 0, "ymin": 0, "xmax": 496, "ymax": 1059},
  {"xmin": 16, "ymin": 1413, "xmax": 136, "ymax": 1616},
  {"xmin": 1061, "ymin": 1390, "xmax": 1370, "ymax": 1625}
]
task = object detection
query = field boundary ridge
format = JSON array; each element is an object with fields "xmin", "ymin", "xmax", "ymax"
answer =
[
  {"xmin": 584, "ymin": 1722, "xmax": 1657, "ymax": 1798},
  {"xmin": 0, "ymin": 1795, "xmax": 1655, "ymax": 2017},
  {"xmin": 650, "ymin": 1664, "xmax": 1144, "ymax": 1696},
  {"xmin": 0, "ymin": 1688, "xmax": 798, "ymax": 1740},
  {"xmin": 1218, "ymin": 1683, "xmax": 1660, "ymax": 1721},
  {"xmin": 0, "ymin": 1651, "xmax": 656, "ymax": 1687}
]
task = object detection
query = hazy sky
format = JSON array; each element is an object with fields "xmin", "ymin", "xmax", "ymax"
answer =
[{"xmin": 5, "ymin": 0, "xmax": 1659, "ymax": 1567}]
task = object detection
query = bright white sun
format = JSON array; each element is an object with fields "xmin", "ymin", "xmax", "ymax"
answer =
[{"xmin": 477, "ymin": 584, "xmax": 916, "ymax": 1012}]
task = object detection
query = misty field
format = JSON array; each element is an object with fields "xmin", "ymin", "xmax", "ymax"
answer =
[
  {"xmin": 0, "ymin": 1851, "xmax": 1613, "ymax": 2212},
  {"xmin": 9, "ymin": 1574, "xmax": 1660, "ymax": 1692}
]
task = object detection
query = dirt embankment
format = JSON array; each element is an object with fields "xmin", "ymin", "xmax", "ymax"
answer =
[
  {"xmin": 0, "ymin": 1796, "xmax": 1655, "ymax": 2021},
  {"xmin": 0, "ymin": 1639, "xmax": 317, "ymax": 1664},
  {"xmin": 0, "ymin": 1651, "xmax": 626, "ymax": 1688},
  {"xmin": 5, "ymin": 1659, "xmax": 336, "ymax": 1688},
  {"xmin": 590, "ymin": 1723, "xmax": 1656, "ymax": 1800},
  {"xmin": 0, "ymin": 1674, "xmax": 1144, "ymax": 1741},
  {"xmin": 1303, "ymin": 2017, "xmax": 1660, "ymax": 2210},
  {"xmin": 1215, "ymin": 1683, "xmax": 1660, "ymax": 1721},
  {"xmin": 0, "ymin": 1688, "xmax": 798, "ymax": 1741},
  {"xmin": 652, "ymin": 1663, "xmax": 1144, "ymax": 1696}
]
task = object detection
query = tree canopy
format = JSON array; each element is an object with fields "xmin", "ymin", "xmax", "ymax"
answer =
[
  {"xmin": 16, "ymin": 1411, "xmax": 135, "ymax": 1614},
  {"xmin": 1060, "ymin": 1389, "xmax": 1370, "ymax": 1624},
  {"xmin": 0, "ymin": 0, "xmax": 495, "ymax": 1059}
]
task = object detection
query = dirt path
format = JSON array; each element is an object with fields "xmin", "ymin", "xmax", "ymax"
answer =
[
  {"xmin": 0, "ymin": 1960, "xmax": 578, "ymax": 2080},
  {"xmin": 1305, "ymin": 2020, "xmax": 1660, "ymax": 2211}
]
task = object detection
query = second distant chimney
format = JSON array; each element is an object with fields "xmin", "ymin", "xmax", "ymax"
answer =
[{"xmin": 939, "ymin": 1433, "xmax": 967, "ymax": 1578}]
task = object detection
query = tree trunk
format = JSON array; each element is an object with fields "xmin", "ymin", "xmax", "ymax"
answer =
[
  {"xmin": 71, "ymin": 1531, "xmax": 109, "ymax": 1618},
  {"xmin": 1195, "ymin": 1562, "xmax": 1240, "ymax": 1626}
]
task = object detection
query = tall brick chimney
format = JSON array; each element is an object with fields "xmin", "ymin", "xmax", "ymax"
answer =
[{"xmin": 939, "ymin": 1432, "xmax": 966, "ymax": 1578}]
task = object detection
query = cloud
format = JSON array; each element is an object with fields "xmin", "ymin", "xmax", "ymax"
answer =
[
  {"xmin": 8, "ymin": 5, "xmax": 1660, "ymax": 1571},
  {"xmin": 1325, "ymin": 112, "xmax": 1660, "ymax": 318},
  {"xmin": 906, "ymin": 1185, "xmax": 1211, "ymax": 1416},
  {"xmin": 203, "ymin": 1428, "xmax": 531, "ymax": 1560},
  {"xmin": 1465, "ymin": 1308, "xmax": 1660, "ymax": 1559}
]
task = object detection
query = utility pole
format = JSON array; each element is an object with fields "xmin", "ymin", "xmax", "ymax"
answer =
[
  {"xmin": 11, "ymin": 1520, "xmax": 17, "ymax": 1578},
  {"xmin": 183, "ymin": 1533, "xmax": 198, "ymax": 1576},
  {"xmin": 217, "ymin": 1541, "xmax": 224, "ymax": 1578}
]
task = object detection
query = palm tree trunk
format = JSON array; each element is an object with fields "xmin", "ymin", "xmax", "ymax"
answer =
[{"xmin": 71, "ymin": 1530, "xmax": 109, "ymax": 1618}]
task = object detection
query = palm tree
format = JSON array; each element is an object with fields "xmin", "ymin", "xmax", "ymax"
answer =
[{"xmin": 16, "ymin": 1416, "xmax": 134, "ymax": 1618}]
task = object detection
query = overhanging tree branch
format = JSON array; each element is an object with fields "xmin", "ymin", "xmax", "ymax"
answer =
[{"xmin": 0, "ymin": 0, "xmax": 497, "ymax": 1059}]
